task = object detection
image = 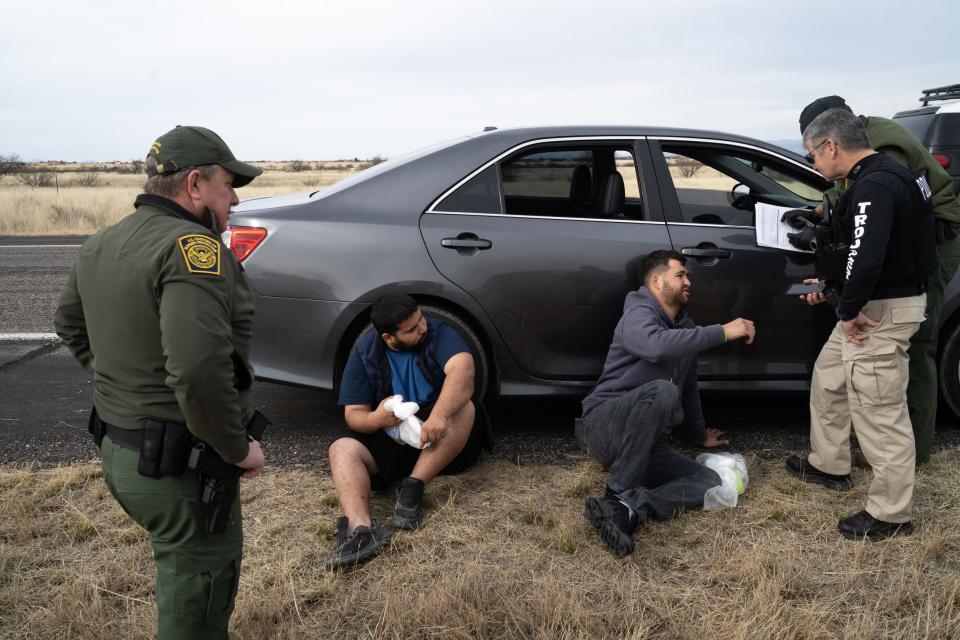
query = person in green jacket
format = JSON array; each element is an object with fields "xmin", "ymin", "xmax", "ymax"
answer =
[
  {"xmin": 799, "ymin": 96, "xmax": 960, "ymax": 464},
  {"xmin": 54, "ymin": 125, "xmax": 264, "ymax": 640}
]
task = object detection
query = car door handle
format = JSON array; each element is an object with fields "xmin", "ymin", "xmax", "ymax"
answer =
[
  {"xmin": 681, "ymin": 247, "xmax": 730, "ymax": 259},
  {"xmin": 441, "ymin": 237, "xmax": 492, "ymax": 250}
]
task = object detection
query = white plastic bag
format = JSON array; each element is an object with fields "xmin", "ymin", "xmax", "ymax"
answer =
[
  {"xmin": 695, "ymin": 452, "xmax": 749, "ymax": 510},
  {"xmin": 383, "ymin": 395, "xmax": 429, "ymax": 449}
]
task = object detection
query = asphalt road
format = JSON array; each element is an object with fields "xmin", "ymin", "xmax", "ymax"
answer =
[{"xmin": 1, "ymin": 237, "xmax": 957, "ymax": 470}]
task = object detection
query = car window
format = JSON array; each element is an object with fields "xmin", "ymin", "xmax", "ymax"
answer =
[
  {"xmin": 498, "ymin": 144, "xmax": 645, "ymax": 220},
  {"xmin": 663, "ymin": 152, "xmax": 739, "ymax": 208},
  {"xmin": 615, "ymin": 150, "xmax": 641, "ymax": 199},
  {"xmin": 433, "ymin": 143, "xmax": 647, "ymax": 219},
  {"xmin": 755, "ymin": 164, "xmax": 824, "ymax": 201},
  {"xmin": 501, "ymin": 149, "xmax": 593, "ymax": 198},
  {"xmin": 433, "ymin": 166, "xmax": 502, "ymax": 213},
  {"xmin": 660, "ymin": 144, "xmax": 822, "ymax": 225},
  {"xmin": 894, "ymin": 113, "xmax": 935, "ymax": 144}
]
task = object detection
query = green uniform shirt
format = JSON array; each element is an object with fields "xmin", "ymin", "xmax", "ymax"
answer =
[
  {"xmin": 826, "ymin": 115, "xmax": 960, "ymax": 223},
  {"xmin": 54, "ymin": 194, "xmax": 255, "ymax": 463}
]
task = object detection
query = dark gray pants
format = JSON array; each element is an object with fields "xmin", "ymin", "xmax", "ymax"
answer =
[{"xmin": 576, "ymin": 380, "xmax": 721, "ymax": 522}]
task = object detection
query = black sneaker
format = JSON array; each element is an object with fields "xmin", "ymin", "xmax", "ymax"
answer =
[
  {"xmin": 325, "ymin": 520, "xmax": 392, "ymax": 569},
  {"xmin": 583, "ymin": 496, "xmax": 637, "ymax": 557},
  {"xmin": 785, "ymin": 455, "xmax": 853, "ymax": 491},
  {"xmin": 392, "ymin": 476, "xmax": 424, "ymax": 530},
  {"xmin": 838, "ymin": 510, "xmax": 914, "ymax": 541}
]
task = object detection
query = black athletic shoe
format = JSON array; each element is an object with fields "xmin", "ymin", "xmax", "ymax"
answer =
[
  {"xmin": 838, "ymin": 510, "xmax": 915, "ymax": 541},
  {"xmin": 583, "ymin": 496, "xmax": 637, "ymax": 557},
  {"xmin": 326, "ymin": 520, "xmax": 392, "ymax": 569},
  {"xmin": 391, "ymin": 476, "xmax": 424, "ymax": 530},
  {"xmin": 785, "ymin": 455, "xmax": 853, "ymax": 491}
]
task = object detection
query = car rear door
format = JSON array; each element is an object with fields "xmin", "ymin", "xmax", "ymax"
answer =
[
  {"xmin": 419, "ymin": 137, "xmax": 671, "ymax": 381},
  {"xmin": 647, "ymin": 136, "xmax": 835, "ymax": 382}
]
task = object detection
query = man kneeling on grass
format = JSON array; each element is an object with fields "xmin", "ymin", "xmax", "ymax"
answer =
[
  {"xmin": 326, "ymin": 294, "xmax": 484, "ymax": 569},
  {"xmin": 578, "ymin": 250, "xmax": 756, "ymax": 556}
]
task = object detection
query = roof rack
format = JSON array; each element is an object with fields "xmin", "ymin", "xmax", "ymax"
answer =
[{"xmin": 920, "ymin": 84, "xmax": 960, "ymax": 106}]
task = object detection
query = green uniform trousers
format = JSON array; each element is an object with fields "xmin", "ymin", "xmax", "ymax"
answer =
[
  {"xmin": 101, "ymin": 435, "xmax": 243, "ymax": 640},
  {"xmin": 908, "ymin": 236, "xmax": 960, "ymax": 464}
]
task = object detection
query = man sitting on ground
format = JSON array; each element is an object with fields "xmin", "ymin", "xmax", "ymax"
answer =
[
  {"xmin": 578, "ymin": 250, "xmax": 756, "ymax": 556},
  {"xmin": 326, "ymin": 294, "xmax": 483, "ymax": 568}
]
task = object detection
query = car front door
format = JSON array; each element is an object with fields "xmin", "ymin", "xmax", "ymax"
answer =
[
  {"xmin": 648, "ymin": 137, "xmax": 835, "ymax": 383},
  {"xmin": 420, "ymin": 138, "xmax": 671, "ymax": 383}
]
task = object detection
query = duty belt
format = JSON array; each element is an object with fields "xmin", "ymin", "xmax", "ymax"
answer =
[{"xmin": 102, "ymin": 423, "xmax": 144, "ymax": 451}]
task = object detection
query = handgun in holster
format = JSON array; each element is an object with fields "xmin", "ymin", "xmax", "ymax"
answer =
[{"xmin": 187, "ymin": 410, "xmax": 270, "ymax": 534}]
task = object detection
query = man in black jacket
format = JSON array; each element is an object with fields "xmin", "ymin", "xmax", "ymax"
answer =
[{"xmin": 786, "ymin": 109, "xmax": 934, "ymax": 541}]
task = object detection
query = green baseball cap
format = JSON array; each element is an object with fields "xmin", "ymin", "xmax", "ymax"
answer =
[{"xmin": 147, "ymin": 125, "xmax": 262, "ymax": 187}]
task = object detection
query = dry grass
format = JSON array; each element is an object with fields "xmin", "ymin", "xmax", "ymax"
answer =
[
  {"xmin": 0, "ymin": 162, "xmax": 363, "ymax": 236},
  {"xmin": 2, "ymin": 449, "xmax": 959, "ymax": 640}
]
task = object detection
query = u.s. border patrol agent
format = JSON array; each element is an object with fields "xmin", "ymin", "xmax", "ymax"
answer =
[{"xmin": 55, "ymin": 125, "xmax": 264, "ymax": 639}]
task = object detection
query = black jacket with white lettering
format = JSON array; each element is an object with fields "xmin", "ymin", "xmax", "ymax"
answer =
[{"xmin": 834, "ymin": 152, "xmax": 935, "ymax": 321}]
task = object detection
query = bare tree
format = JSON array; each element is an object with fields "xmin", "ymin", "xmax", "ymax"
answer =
[{"xmin": 0, "ymin": 153, "xmax": 25, "ymax": 176}]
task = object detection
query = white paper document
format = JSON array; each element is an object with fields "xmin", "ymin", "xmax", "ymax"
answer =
[{"xmin": 754, "ymin": 203, "xmax": 814, "ymax": 253}]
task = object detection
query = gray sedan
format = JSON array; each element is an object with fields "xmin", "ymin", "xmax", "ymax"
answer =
[{"xmin": 225, "ymin": 126, "xmax": 960, "ymax": 417}]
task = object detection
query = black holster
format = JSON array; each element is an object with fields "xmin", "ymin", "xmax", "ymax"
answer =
[
  {"xmin": 187, "ymin": 410, "xmax": 271, "ymax": 534},
  {"xmin": 88, "ymin": 408, "xmax": 105, "ymax": 448}
]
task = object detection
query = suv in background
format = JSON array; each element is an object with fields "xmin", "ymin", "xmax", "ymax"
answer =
[{"xmin": 893, "ymin": 84, "xmax": 960, "ymax": 196}]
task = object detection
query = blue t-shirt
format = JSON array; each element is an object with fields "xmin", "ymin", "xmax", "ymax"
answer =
[
  {"xmin": 338, "ymin": 322, "xmax": 470, "ymax": 407},
  {"xmin": 385, "ymin": 350, "xmax": 436, "ymax": 405}
]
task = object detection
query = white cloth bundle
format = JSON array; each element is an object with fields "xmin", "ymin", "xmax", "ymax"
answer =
[
  {"xmin": 695, "ymin": 452, "xmax": 749, "ymax": 510},
  {"xmin": 383, "ymin": 395, "xmax": 429, "ymax": 449}
]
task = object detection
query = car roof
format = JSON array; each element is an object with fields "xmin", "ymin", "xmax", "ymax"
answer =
[{"xmin": 474, "ymin": 124, "xmax": 796, "ymax": 151}]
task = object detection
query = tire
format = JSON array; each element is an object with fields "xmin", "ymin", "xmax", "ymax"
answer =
[
  {"xmin": 343, "ymin": 304, "xmax": 491, "ymax": 402},
  {"xmin": 937, "ymin": 321, "xmax": 960, "ymax": 420}
]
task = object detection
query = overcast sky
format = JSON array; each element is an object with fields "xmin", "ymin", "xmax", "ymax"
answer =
[{"xmin": 2, "ymin": 0, "xmax": 957, "ymax": 162}]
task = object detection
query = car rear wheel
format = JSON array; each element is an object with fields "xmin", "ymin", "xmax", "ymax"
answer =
[
  {"xmin": 345, "ymin": 305, "xmax": 490, "ymax": 402},
  {"xmin": 938, "ymin": 321, "xmax": 960, "ymax": 420}
]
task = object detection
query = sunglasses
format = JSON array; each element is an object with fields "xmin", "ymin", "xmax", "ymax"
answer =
[{"xmin": 804, "ymin": 139, "xmax": 829, "ymax": 164}]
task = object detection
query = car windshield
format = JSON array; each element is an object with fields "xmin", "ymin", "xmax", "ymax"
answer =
[
  {"xmin": 309, "ymin": 135, "xmax": 472, "ymax": 200},
  {"xmin": 894, "ymin": 113, "xmax": 935, "ymax": 144}
]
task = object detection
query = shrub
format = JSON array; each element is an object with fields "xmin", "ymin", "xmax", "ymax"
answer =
[
  {"xmin": 16, "ymin": 169, "xmax": 55, "ymax": 188},
  {"xmin": 71, "ymin": 172, "xmax": 102, "ymax": 188},
  {"xmin": 675, "ymin": 157, "xmax": 703, "ymax": 178},
  {"xmin": 286, "ymin": 160, "xmax": 312, "ymax": 172}
]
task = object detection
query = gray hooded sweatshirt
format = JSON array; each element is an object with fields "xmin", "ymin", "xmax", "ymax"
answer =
[{"xmin": 581, "ymin": 286, "xmax": 726, "ymax": 445}]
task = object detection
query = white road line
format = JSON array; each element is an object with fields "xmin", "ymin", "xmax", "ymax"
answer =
[
  {"xmin": 0, "ymin": 245, "xmax": 82, "ymax": 248},
  {"xmin": 0, "ymin": 333, "xmax": 60, "ymax": 342}
]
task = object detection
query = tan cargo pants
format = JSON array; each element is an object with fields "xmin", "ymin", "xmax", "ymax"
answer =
[{"xmin": 808, "ymin": 294, "xmax": 926, "ymax": 523}]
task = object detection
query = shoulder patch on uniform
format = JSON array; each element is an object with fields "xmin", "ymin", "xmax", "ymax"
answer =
[{"xmin": 177, "ymin": 234, "xmax": 221, "ymax": 275}]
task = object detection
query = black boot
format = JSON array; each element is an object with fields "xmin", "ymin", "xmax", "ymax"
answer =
[{"xmin": 583, "ymin": 496, "xmax": 638, "ymax": 556}]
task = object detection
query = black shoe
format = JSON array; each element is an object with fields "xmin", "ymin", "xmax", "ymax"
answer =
[
  {"xmin": 838, "ymin": 510, "xmax": 914, "ymax": 541},
  {"xmin": 583, "ymin": 496, "xmax": 637, "ymax": 557},
  {"xmin": 391, "ymin": 476, "xmax": 424, "ymax": 530},
  {"xmin": 785, "ymin": 455, "xmax": 853, "ymax": 491},
  {"xmin": 326, "ymin": 520, "xmax": 391, "ymax": 569}
]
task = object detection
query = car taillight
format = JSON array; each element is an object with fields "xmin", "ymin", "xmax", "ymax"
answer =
[
  {"xmin": 225, "ymin": 225, "xmax": 268, "ymax": 262},
  {"xmin": 932, "ymin": 153, "xmax": 951, "ymax": 169}
]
